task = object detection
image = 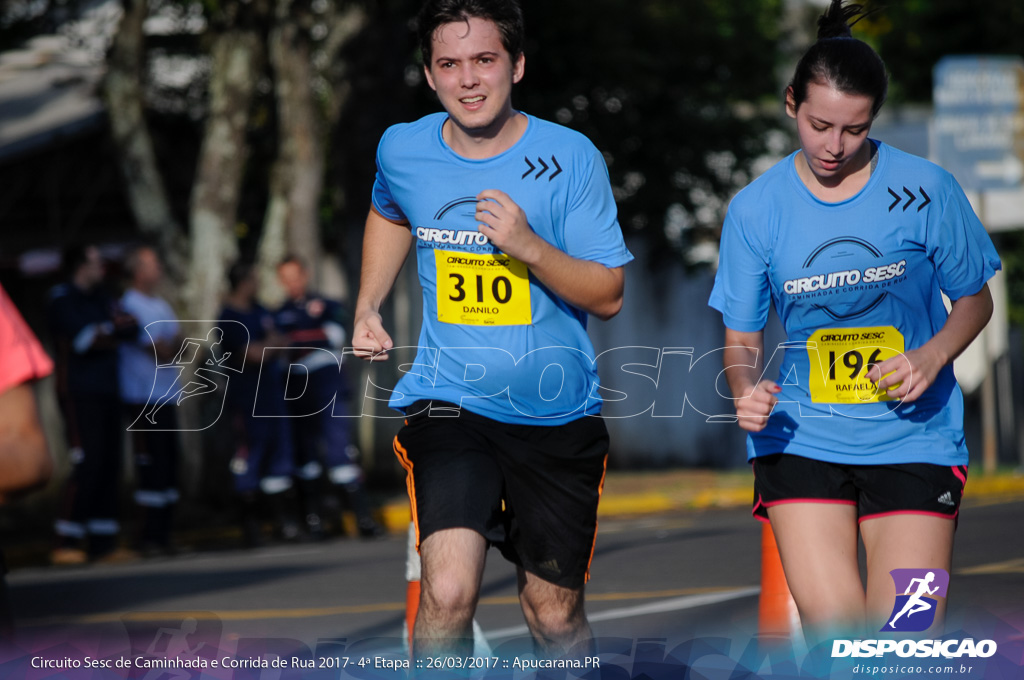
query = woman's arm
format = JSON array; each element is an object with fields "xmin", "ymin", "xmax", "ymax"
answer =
[
  {"xmin": 723, "ymin": 328, "xmax": 782, "ymax": 433},
  {"xmin": 867, "ymin": 283, "xmax": 993, "ymax": 403}
]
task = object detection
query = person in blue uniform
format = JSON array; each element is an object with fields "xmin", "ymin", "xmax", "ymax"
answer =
[
  {"xmin": 119, "ymin": 245, "xmax": 183, "ymax": 556},
  {"xmin": 218, "ymin": 262, "xmax": 300, "ymax": 545},
  {"xmin": 710, "ymin": 0, "xmax": 1001, "ymax": 641},
  {"xmin": 49, "ymin": 244, "xmax": 138, "ymax": 563},
  {"xmin": 275, "ymin": 255, "xmax": 382, "ymax": 539},
  {"xmin": 351, "ymin": 0, "xmax": 632, "ymax": 659}
]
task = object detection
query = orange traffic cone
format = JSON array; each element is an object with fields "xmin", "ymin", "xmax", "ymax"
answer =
[
  {"xmin": 405, "ymin": 580, "xmax": 421, "ymax": 650},
  {"xmin": 758, "ymin": 522, "xmax": 801, "ymax": 640},
  {"xmin": 403, "ymin": 522, "xmax": 492, "ymax": 657}
]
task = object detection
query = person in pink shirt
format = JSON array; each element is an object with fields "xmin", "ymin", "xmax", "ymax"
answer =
[{"xmin": 0, "ymin": 282, "xmax": 55, "ymax": 634}]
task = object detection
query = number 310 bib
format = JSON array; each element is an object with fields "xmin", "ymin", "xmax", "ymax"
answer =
[
  {"xmin": 807, "ymin": 326, "xmax": 905, "ymax": 403},
  {"xmin": 434, "ymin": 249, "xmax": 533, "ymax": 326}
]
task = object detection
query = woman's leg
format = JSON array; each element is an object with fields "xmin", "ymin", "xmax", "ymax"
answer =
[
  {"xmin": 767, "ymin": 503, "xmax": 864, "ymax": 643},
  {"xmin": 860, "ymin": 514, "xmax": 954, "ymax": 636}
]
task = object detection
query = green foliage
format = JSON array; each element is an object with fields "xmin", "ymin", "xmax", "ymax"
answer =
[
  {"xmin": 999, "ymin": 233, "xmax": 1024, "ymax": 327},
  {"xmin": 860, "ymin": 0, "xmax": 1024, "ymax": 104},
  {"xmin": 860, "ymin": 1, "xmax": 1024, "ymax": 323},
  {"xmin": 2, "ymin": 0, "xmax": 786, "ymax": 273},
  {"xmin": 325, "ymin": 0, "xmax": 786, "ymax": 269},
  {"xmin": 515, "ymin": 0, "xmax": 785, "ymax": 266},
  {"xmin": 0, "ymin": 0, "xmax": 82, "ymax": 52}
]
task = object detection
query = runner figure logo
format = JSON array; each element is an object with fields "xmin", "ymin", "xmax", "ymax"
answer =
[
  {"xmin": 882, "ymin": 568, "xmax": 950, "ymax": 632},
  {"xmin": 121, "ymin": 612, "xmax": 222, "ymax": 680},
  {"xmin": 128, "ymin": 321, "xmax": 247, "ymax": 432}
]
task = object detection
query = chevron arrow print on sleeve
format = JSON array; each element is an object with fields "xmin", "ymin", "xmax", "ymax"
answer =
[
  {"xmin": 522, "ymin": 155, "xmax": 563, "ymax": 181},
  {"xmin": 887, "ymin": 186, "xmax": 932, "ymax": 213}
]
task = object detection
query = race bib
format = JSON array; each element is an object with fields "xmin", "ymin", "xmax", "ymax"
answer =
[
  {"xmin": 434, "ymin": 249, "xmax": 532, "ymax": 326},
  {"xmin": 807, "ymin": 326, "xmax": 904, "ymax": 403}
]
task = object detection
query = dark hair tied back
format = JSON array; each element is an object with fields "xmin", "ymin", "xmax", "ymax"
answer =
[
  {"xmin": 789, "ymin": 0, "xmax": 888, "ymax": 118},
  {"xmin": 816, "ymin": 0, "xmax": 865, "ymax": 39}
]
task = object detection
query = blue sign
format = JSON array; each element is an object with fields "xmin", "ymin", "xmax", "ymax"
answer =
[{"xmin": 933, "ymin": 56, "xmax": 1024, "ymax": 191}]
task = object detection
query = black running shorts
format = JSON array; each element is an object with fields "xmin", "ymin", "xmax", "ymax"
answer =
[
  {"xmin": 752, "ymin": 453, "xmax": 967, "ymax": 523},
  {"xmin": 393, "ymin": 400, "xmax": 609, "ymax": 589}
]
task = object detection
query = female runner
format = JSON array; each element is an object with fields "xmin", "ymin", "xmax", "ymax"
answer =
[{"xmin": 709, "ymin": 0, "xmax": 1001, "ymax": 640}]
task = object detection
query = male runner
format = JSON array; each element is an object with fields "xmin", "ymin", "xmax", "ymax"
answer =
[{"xmin": 352, "ymin": 0, "xmax": 632, "ymax": 658}]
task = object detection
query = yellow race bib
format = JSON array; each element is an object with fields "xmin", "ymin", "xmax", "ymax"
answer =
[
  {"xmin": 434, "ymin": 249, "xmax": 532, "ymax": 326},
  {"xmin": 807, "ymin": 326, "xmax": 904, "ymax": 403}
]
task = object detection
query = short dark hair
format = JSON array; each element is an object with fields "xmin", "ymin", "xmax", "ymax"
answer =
[
  {"xmin": 227, "ymin": 261, "xmax": 255, "ymax": 292},
  {"xmin": 788, "ymin": 1, "xmax": 888, "ymax": 118},
  {"xmin": 417, "ymin": 0, "xmax": 524, "ymax": 66},
  {"xmin": 62, "ymin": 243, "xmax": 95, "ymax": 278}
]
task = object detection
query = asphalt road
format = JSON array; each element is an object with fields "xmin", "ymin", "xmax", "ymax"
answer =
[{"xmin": 4, "ymin": 498, "xmax": 1022, "ymax": 678}]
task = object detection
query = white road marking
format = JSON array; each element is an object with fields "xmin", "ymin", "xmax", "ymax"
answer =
[{"xmin": 483, "ymin": 586, "xmax": 761, "ymax": 640}]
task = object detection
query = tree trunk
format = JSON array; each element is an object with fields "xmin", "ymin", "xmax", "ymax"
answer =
[
  {"xmin": 256, "ymin": 1, "xmax": 367, "ymax": 303},
  {"xmin": 186, "ymin": 29, "xmax": 264, "ymax": 322},
  {"xmin": 102, "ymin": 0, "xmax": 187, "ymax": 296},
  {"xmin": 257, "ymin": 0, "xmax": 320, "ymax": 303},
  {"xmin": 320, "ymin": 4, "xmax": 370, "ymax": 125}
]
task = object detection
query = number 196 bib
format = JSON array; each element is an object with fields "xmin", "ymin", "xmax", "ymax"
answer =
[
  {"xmin": 807, "ymin": 326, "xmax": 904, "ymax": 403},
  {"xmin": 435, "ymin": 249, "xmax": 532, "ymax": 326}
]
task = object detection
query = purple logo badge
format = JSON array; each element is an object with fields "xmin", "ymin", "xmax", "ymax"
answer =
[{"xmin": 882, "ymin": 568, "xmax": 949, "ymax": 632}]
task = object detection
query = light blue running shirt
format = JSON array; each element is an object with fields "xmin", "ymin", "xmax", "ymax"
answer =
[
  {"xmin": 372, "ymin": 112, "xmax": 633, "ymax": 425},
  {"xmin": 709, "ymin": 142, "xmax": 1001, "ymax": 465}
]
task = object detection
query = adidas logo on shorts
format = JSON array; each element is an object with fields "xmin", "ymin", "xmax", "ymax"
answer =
[
  {"xmin": 538, "ymin": 558, "xmax": 560, "ymax": 574},
  {"xmin": 937, "ymin": 491, "xmax": 955, "ymax": 506}
]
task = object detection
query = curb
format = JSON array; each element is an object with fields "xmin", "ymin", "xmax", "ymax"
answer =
[{"xmin": 376, "ymin": 471, "xmax": 1024, "ymax": 535}]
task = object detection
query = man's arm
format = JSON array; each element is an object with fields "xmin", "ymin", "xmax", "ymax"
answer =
[
  {"xmin": 0, "ymin": 383, "xmax": 53, "ymax": 503},
  {"xmin": 352, "ymin": 207, "xmax": 414, "ymax": 361},
  {"xmin": 475, "ymin": 190, "xmax": 624, "ymax": 320}
]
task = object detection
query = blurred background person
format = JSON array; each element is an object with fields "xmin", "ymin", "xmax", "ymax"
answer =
[
  {"xmin": 0, "ymin": 283, "xmax": 55, "ymax": 634},
  {"xmin": 275, "ymin": 255, "xmax": 382, "ymax": 539},
  {"xmin": 119, "ymin": 245, "xmax": 183, "ymax": 556},
  {"xmin": 218, "ymin": 261, "xmax": 301, "ymax": 546},
  {"xmin": 48, "ymin": 244, "xmax": 138, "ymax": 564}
]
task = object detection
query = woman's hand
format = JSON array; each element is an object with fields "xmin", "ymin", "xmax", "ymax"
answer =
[{"xmin": 734, "ymin": 379, "xmax": 782, "ymax": 432}]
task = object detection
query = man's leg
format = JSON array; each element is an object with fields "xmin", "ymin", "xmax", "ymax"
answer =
[
  {"xmin": 495, "ymin": 415, "xmax": 608, "ymax": 659},
  {"xmin": 415, "ymin": 528, "xmax": 488, "ymax": 658},
  {"xmin": 517, "ymin": 568, "xmax": 591, "ymax": 658}
]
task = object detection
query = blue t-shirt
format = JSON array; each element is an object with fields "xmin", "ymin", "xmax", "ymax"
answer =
[
  {"xmin": 709, "ymin": 142, "xmax": 1001, "ymax": 465},
  {"xmin": 119, "ymin": 289, "xmax": 180, "ymax": 406},
  {"xmin": 372, "ymin": 112, "xmax": 633, "ymax": 425}
]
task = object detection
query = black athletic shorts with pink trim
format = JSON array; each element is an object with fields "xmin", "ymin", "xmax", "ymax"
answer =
[
  {"xmin": 752, "ymin": 453, "xmax": 968, "ymax": 524},
  {"xmin": 393, "ymin": 400, "xmax": 610, "ymax": 589}
]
